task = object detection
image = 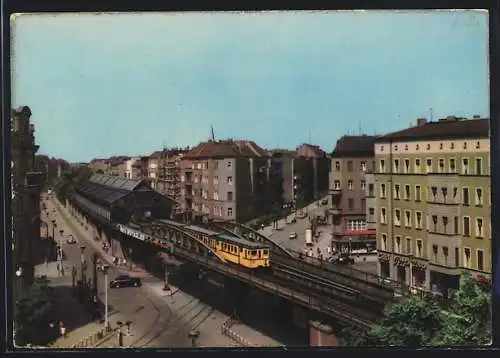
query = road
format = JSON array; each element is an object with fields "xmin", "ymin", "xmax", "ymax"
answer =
[{"xmin": 47, "ymin": 194, "xmax": 274, "ymax": 347}]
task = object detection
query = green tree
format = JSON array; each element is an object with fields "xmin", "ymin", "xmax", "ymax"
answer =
[
  {"xmin": 341, "ymin": 272, "xmax": 491, "ymax": 347},
  {"xmin": 15, "ymin": 283, "xmax": 59, "ymax": 346}
]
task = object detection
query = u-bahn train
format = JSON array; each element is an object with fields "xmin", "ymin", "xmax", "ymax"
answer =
[{"xmin": 159, "ymin": 220, "xmax": 270, "ymax": 269}]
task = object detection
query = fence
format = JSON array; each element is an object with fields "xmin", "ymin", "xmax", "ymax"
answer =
[
  {"xmin": 71, "ymin": 326, "xmax": 117, "ymax": 349},
  {"xmin": 220, "ymin": 318, "xmax": 255, "ymax": 347}
]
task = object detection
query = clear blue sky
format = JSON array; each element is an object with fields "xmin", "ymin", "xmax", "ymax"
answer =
[{"xmin": 11, "ymin": 11, "xmax": 489, "ymax": 163}]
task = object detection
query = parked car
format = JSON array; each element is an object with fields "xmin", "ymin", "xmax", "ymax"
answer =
[
  {"xmin": 288, "ymin": 232, "xmax": 298, "ymax": 240},
  {"xmin": 66, "ymin": 235, "xmax": 77, "ymax": 244},
  {"xmin": 334, "ymin": 253, "xmax": 355, "ymax": 265},
  {"xmin": 110, "ymin": 275, "xmax": 141, "ymax": 288}
]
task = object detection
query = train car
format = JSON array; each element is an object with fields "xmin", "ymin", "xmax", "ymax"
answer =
[
  {"xmin": 215, "ymin": 233, "xmax": 270, "ymax": 269},
  {"xmin": 181, "ymin": 224, "xmax": 270, "ymax": 269}
]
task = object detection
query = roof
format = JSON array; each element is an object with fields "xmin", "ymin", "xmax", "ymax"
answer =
[
  {"xmin": 88, "ymin": 173, "xmax": 148, "ymax": 192},
  {"xmin": 375, "ymin": 117, "xmax": 489, "ymax": 142},
  {"xmin": 75, "ymin": 181, "xmax": 130, "ymax": 206},
  {"xmin": 216, "ymin": 233, "xmax": 269, "ymax": 248},
  {"xmin": 331, "ymin": 135, "xmax": 377, "ymax": 157},
  {"xmin": 184, "ymin": 140, "xmax": 268, "ymax": 159}
]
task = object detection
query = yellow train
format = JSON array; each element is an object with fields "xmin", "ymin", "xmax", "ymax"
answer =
[{"xmin": 182, "ymin": 225, "xmax": 271, "ymax": 269}]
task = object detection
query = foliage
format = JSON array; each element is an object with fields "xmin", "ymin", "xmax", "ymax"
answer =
[
  {"xmin": 341, "ymin": 272, "xmax": 492, "ymax": 347},
  {"xmin": 53, "ymin": 166, "xmax": 92, "ymax": 202},
  {"xmin": 14, "ymin": 283, "xmax": 59, "ymax": 346}
]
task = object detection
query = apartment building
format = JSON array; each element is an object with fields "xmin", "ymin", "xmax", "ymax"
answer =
[
  {"xmin": 269, "ymin": 145, "xmax": 330, "ymax": 209},
  {"xmin": 11, "ymin": 106, "xmax": 43, "ymax": 288},
  {"xmin": 89, "ymin": 158, "xmax": 108, "ymax": 173},
  {"xmin": 375, "ymin": 116, "xmax": 491, "ymax": 294},
  {"xmin": 180, "ymin": 140, "xmax": 270, "ymax": 223},
  {"xmin": 124, "ymin": 156, "xmax": 148, "ymax": 179},
  {"xmin": 329, "ymin": 135, "xmax": 377, "ymax": 252}
]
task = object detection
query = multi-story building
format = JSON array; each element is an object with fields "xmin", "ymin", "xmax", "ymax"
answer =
[
  {"xmin": 88, "ymin": 158, "xmax": 108, "ymax": 173},
  {"xmin": 106, "ymin": 156, "xmax": 128, "ymax": 177},
  {"xmin": 180, "ymin": 139, "xmax": 270, "ymax": 223},
  {"xmin": 329, "ymin": 135, "xmax": 377, "ymax": 253},
  {"xmin": 269, "ymin": 145, "xmax": 330, "ymax": 210},
  {"xmin": 11, "ymin": 106, "xmax": 43, "ymax": 288},
  {"xmin": 375, "ymin": 116, "xmax": 491, "ymax": 294}
]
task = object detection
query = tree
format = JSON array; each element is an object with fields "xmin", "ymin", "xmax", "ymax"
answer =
[
  {"xmin": 14, "ymin": 283, "xmax": 59, "ymax": 346},
  {"xmin": 341, "ymin": 272, "xmax": 491, "ymax": 347}
]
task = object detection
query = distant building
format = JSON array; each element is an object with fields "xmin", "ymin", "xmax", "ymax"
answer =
[
  {"xmin": 89, "ymin": 158, "xmax": 108, "ymax": 173},
  {"xmin": 11, "ymin": 106, "xmax": 43, "ymax": 288},
  {"xmin": 375, "ymin": 116, "xmax": 491, "ymax": 294},
  {"xmin": 329, "ymin": 135, "xmax": 377, "ymax": 253},
  {"xmin": 180, "ymin": 139, "xmax": 270, "ymax": 223},
  {"xmin": 35, "ymin": 155, "xmax": 70, "ymax": 187}
]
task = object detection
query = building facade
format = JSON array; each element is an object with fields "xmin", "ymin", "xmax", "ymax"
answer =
[
  {"xmin": 180, "ymin": 140, "xmax": 270, "ymax": 223},
  {"xmin": 296, "ymin": 144, "xmax": 331, "ymax": 203},
  {"xmin": 375, "ymin": 116, "xmax": 491, "ymax": 294},
  {"xmin": 11, "ymin": 106, "xmax": 43, "ymax": 287},
  {"xmin": 329, "ymin": 135, "xmax": 377, "ymax": 253}
]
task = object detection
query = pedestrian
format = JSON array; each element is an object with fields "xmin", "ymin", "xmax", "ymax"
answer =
[
  {"xmin": 59, "ymin": 321, "xmax": 66, "ymax": 337},
  {"xmin": 56, "ymin": 263, "xmax": 60, "ymax": 276}
]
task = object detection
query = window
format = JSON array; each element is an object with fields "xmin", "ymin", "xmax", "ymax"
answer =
[
  {"xmin": 475, "ymin": 188, "xmax": 483, "ymax": 206},
  {"xmin": 438, "ymin": 158, "xmax": 445, "ymax": 173},
  {"xmin": 477, "ymin": 250, "xmax": 484, "ymax": 271},
  {"xmin": 227, "ymin": 207, "xmax": 233, "ymax": 217},
  {"xmin": 415, "ymin": 211, "xmax": 423, "ymax": 229},
  {"xmin": 432, "ymin": 244, "xmax": 438, "ymax": 261},
  {"xmin": 393, "ymin": 159, "xmax": 400, "ymax": 173},
  {"xmin": 360, "ymin": 161, "xmax": 367, "ymax": 172},
  {"xmin": 462, "ymin": 158, "xmax": 469, "ymax": 175},
  {"xmin": 475, "ymin": 158, "xmax": 482, "ymax": 175},
  {"xmin": 333, "ymin": 180, "xmax": 341, "ymax": 190},
  {"xmin": 380, "ymin": 183, "xmax": 386, "ymax": 198},
  {"xmin": 394, "ymin": 145, "xmax": 398, "ymax": 151},
  {"xmin": 431, "ymin": 215, "xmax": 438, "ymax": 232},
  {"xmin": 416, "ymin": 239, "xmax": 423, "ymax": 258},
  {"xmin": 439, "ymin": 142, "xmax": 443, "ymax": 150},
  {"xmin": 404, "ymin": 159, "xmax": 410, "ymax": 173},
  {"xmin": 381, "ymin": 233, "xmax": 387, "ymax": 251},
  {"xmin": 361, "ymin": 199, "xmax": 366, "ymax": 212},
  {"xmin": 348, "ymin": 180, "xmax": 354, "ymax": 190},
  {"xmin": 415, "ymin": 158, "xmax": 421, "ymax": 173},
  {"xmin": 454, "ymin": 216, "xmax": 459, "ymax": 234},
  {"xmin": 227, "ymin": 176, "xmax": 233, "ymax": 185},
  {"xmin": 463, "ymin": 216, "xmax": 470, "ymax": 236},
  {"xmin": 426, "ymin": 159, "xmax": 432, "ymax": 173},
  {"xmin": 406, "ymin": 238, "xmax": 412, "ymax": 255},
  {"xmin": 360, "ymin": 180, "xmax": 366, "ymax": 191},
  {"xmin": 394, "ymin": 184, "xmax": 401, "ymax": 199},
  {"xmin": 427, "ymin": 143, "xmax": 431, "ymax": 150},
  {"xmin": 348, "ymin": 199, "xmax": 354, "ymax": 210},
  {"xmin": 416, "ymin": 144, "xmax": 420, "ymax": 150},
  {"xmin": 442, "ymin": 246, "xmax": 449, "ymax": 265},
  {"xmin": 450, "ymin": 142, "xmax": 455, "ymax": 149},
  {"xmin": 464, "ymin": 248, "xmax": 471, "ymax": 268},
  {"xmin": 394, "ymin": 209, "xmax": 401, "ymax": 226},
  {"xmin": 404, "ymin": 185, "xmax": 411, "ymax": 200},
  {"xmin": 347, "ymin": 220, "xmax": 367, "ymax": 231},
  {"xmin": 227, "ymin": 191, "xmax": 233, "ymax": 201},
  {"xmin": 380, "ymin": 208, "xmax": 387, "ymax": 224},
  {"xmin": 415, "ymin": 185, "xmax": 421, "ymax": 201},
  {"xmin": 404, "ymin": 210, "xmax": 411, "ymax": 227},
  {"xmin": 430, "ymin": 186, "xmax": 438, "ymax": 201},
  {"xmin": 462, "ymin": 187, "xmax": 469, "ymax": 205},
  {"xmin": 449, "ymin": 158, "xmax": 456, "ymax": 172},
  {"xmin": 214, "ymin": 176, "xmax": 219, "ymax": 185},
  {"xmin": 395, "ymin": 236, "xmax": 401, "ymax": 254},
  {"xmin": 476, "ymin": 218, "xmax": 484, "ymax": 238},
  {"xmin": 463, "ymin": 142, "xmax": 468, "ymax": 150},
  {"xmin": 368, "ymin": 184, "xmax": 374, "ymax": 196},
  {"xmin": 369, "ymin": 207, "xmax": 375, "ymax": 216},
  {"xmin": 335, "ymin": 161, "xmax": 340, "ymax": 170},
  {"xmin": 227, "ymin": 161, "xmax": 232, "ymax": 168},
  {"xmin": 455, "ymin": 247, "xmax": 460, "ymax": 267},
  {"xmin": 379, "ymin": 159, "xmax": 386, "ymax": 173},
  {"xmin": 347, "ymin": 161, "xmax": 353, "ymax": 172}
]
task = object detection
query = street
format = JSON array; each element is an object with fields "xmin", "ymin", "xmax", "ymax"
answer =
[{"xmin": 46, "ymin": 195, "xmax": 275, "ymax": 348}]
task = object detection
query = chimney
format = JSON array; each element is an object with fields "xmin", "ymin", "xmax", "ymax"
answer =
[{"xmin": 417, "ymin": 118, "xmax": 427, "ymax": 127}]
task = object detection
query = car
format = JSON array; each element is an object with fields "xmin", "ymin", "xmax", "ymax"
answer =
[
  {"xmin": 66, "ymin": 236, "xmax": 77, "ymax": 244},
  {"xmin": 288, "ymin": 232, "xmax": 298, "ymax": 240},
  {"xmin": 334, "ymin": 253, "xmax": 355, "ymax": 265},
  {"xmin": 110, "ymin": 275, "xmax": 142, "ymax": 288}
]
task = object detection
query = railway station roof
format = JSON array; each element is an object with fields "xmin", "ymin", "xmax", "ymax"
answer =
[{"xmin": 75, "ymin": 174, "xmax": 153, "ymax": 207}]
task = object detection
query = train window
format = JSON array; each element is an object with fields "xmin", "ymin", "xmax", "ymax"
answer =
[
  {"xmin": 263, "ymin": 249, "xmax": 269, "ymax": 255},
  {"xmin": 251, "ymin": 250, "xmax": 257, "ymax": 256}
]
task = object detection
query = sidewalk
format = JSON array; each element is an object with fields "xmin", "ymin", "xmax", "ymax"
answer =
[{"xmin": 51, "ymin": 198, "xmax": 152, "ymax": 280}]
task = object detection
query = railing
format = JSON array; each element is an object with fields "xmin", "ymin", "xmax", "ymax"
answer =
[{"xmin": 221, "ymin": 318, "xmax": 255, "ymax": 347}]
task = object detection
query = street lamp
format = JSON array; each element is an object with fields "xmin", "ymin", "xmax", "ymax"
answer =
[
  {"xmin": 102, "ymin": 265, "xmax": 110, "ymax": 331},
  {"xmin": 80, "ymin": 244, "xmax": 87, "ymax": 288},
  {"xmin": 51, "ymin": 220, "xmax": 56, "ymax": 240},
  {"xmin": 163, "ymin": 261, "xmax": 170, "ymax": 291}
]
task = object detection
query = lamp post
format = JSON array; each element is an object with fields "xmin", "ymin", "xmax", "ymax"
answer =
[
  {"xmin": 163, "ymin": 261, "xmax": 170, "ymax": 291},
  {"xmin": 116, "ymin": 320, "xmax": 124, "ymax": 347},
  {"xmin": 102, "ymin": 264, "xmax": 110, "ymax": 331},
  {"xmin": 51, "ymin": 219, "xmax": 56, "ymax": 241},
  {"xmin": 80, "ymin": 244, "xmax": 87, "ymax": 290}
]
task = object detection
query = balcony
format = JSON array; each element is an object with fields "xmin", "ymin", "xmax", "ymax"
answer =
[{"xmin": 329, "ymin": 188, "xmax": 342, "ymax": 197}]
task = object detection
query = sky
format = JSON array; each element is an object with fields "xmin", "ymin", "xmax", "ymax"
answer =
[{"xmin": 11, "ymin": 10, "xmax": 489, "ymax": 163}]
